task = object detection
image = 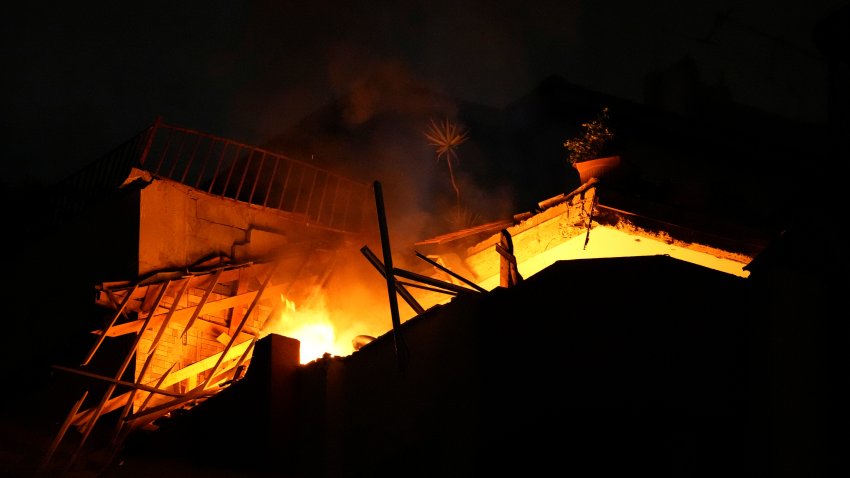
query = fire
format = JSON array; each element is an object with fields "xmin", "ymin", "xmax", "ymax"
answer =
[{"xmin": 263, "ymin": 293, "xmax": 349, "ymax": 364}]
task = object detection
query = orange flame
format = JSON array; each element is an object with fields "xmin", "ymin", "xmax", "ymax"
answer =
[{"xmin": 262, "ymin": 294, "xmax": 351, "ymax": 364}]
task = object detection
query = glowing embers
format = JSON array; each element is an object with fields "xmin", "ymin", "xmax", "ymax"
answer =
[{"xmin": 262, "ymin": 293, "xmax": 347, "ymax": 364}]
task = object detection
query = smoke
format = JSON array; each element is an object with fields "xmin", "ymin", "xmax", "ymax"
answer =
[
  {"xmin": 327, "ymin": 48, "xmax": 449, "ymax": 127},
  {"xmin": 278, "ymin": 59, "xmax": 526, "ymax": 247},
  {"xmin": 250, "ymin": 56, "xmax": 528, "ymax": 348}
]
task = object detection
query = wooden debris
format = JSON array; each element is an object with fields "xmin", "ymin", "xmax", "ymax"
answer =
[{"xmin": 497, "ymin": 229, "xmax": 523, "ymax": 288}]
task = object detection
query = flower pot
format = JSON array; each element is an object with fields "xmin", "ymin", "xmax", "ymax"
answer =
[{"xmin": 574, "ymin": 155, "xmax": 620, "ymax": 183}]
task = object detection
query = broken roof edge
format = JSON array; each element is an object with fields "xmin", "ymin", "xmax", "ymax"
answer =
[
  {"xmin": 594, "ymin": 205, "xmax": 767, "ymax": 262},
  {"xmin": 415, "ymin": 177, "xmax": 766, "ymax": 265},
  {"xmin": 413, "ymin": 179, "xmax": 601, "ymax": 254},
  {"xmin": 412, "ymin": 218, "xmax": 516, "ymax": 252}
]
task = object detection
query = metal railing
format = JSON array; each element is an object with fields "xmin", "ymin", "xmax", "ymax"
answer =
[{"xmin": 44, "ymin": 118, "xmax": 370, "ymax": 235}]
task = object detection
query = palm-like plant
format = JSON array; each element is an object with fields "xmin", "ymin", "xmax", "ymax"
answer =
[{"xmin": 424, "ymin": 117, "xmax": 469, "ymax": 211}]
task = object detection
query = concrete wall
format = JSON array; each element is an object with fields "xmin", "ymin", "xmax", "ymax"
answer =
[
  {"xmin": 130, "ymin": 170, "xmax": 359, "ymax": 403},
  {"xmin": 130, "ymin": 169, "xmax": 360, "ymax": 408},
  {"xmin": 135, "ymin": 168, "xmax": 362, "ymax": 276},
  {"xmin": 137, "ymin": 171, "xmax": 340, "ymax": 276}
]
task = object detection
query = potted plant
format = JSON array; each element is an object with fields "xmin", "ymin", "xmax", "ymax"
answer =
[{"xmin": 563, "ymin": 106, "xmax": 619, "ymax": 183}]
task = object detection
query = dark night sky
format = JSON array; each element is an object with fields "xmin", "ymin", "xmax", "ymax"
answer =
[
  {"xmin": 1, "ymin": 5, "xmax": 847, "ymax": 475},
  {"xmin": 2, "ymin": 0, "xmax": 846, "ymax": 186}
]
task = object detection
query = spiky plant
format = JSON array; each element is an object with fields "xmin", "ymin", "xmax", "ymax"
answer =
[{"xmin": 424, "ymin": 117, "xmax": 469, "ymax": 211}]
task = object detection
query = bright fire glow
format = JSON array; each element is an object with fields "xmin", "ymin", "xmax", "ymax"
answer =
[
  {"xmin": 412, "ymin": 223, "xmax": 755, "ymax": 310},
  {"xmin": 474, "ymin": 226, "xmax": 751, "ymax": 292},
  {"xmin": 263, "ymin": 294, "xmax": 348, "ymax": 364}
]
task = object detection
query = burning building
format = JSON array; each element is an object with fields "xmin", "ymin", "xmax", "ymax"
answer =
[
  {"xmin": 6, "ymin": 89, "xmax": 832, "ymax": 477},
  {"xmin": 18, "ymin": 111, "xmax": 782, "ymax": 477},
  {"xmin": 107, "ymin": 254, "xmax": 759, "ymax": 478},
  {"xmin": 25, "ymin": 118, "xmax": 380, "ymax": 474},
  {"xmin": 6, "ymin": 14, "xmax": 844, "ymax": 471}
]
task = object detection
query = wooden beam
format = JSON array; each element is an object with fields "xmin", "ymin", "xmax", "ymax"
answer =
[
  {"xmin": 360, "ymin": 245, "xmax": 425, "ymax": 314},
  {"xmin": 94, "ymin": 263, "xmax": 254, "ymax": 311},
  {"xmin": 228, "ymin": 268, "xmax": 252, "ymax": 337},
  {"xmin": 392, "ymin": 267, "xmax": 480, "ymax": 295},
  {"xmin": 96, "ymin": 282, "xmax": 289, "ymax": 337},
  {"xmin": 70, "ymin": 391, "xmax": 132, "ymax": 427},
  {"xmin": 373, "ymin": 181, "xmax": 407, "ymax": 372},
  {"xmin": 51, "ymin": 365, "xmax": 185, "ymax": 399},
  {"xmin": 135, "ymin": 278, "xmax": 190, "ymax": 383},
  {"xmin": 123, "ymin": 389, "xmax": 205, "ymax": 428},
  {"xmin": 181, "ymin": 268, "xmax": 223, "ymax": 339},
  {"xmin": 201, "ymin": 261, "xmax": 280, "ymax": 391},
  {"xmin": 81, "ymin": 283, "xmax": 139, "ymax": 366},
  {"xmin": 497, "ymin": 229, "xmax": 522, "ymax": 288},
  {"xmin": 414, "ymin": 250, "xmax": 487, "ymax": 292},
  {"xmin": 228, "ymin": 336, "xmax": 257, "ymax": 383},
  {"xmin": 39, "ymin": 391, "xmax": 88, "ymax": 472},
  {"xmin": 155, "ymin": 336, "xmax": 254, "ymax": 390},
  {"xmin": 395, "ymin": 280, "xmax": 458, "ymax": 296},
  {"xmin": 66, "ymin": 287, "xmax": 166, "ymax": 472},
  {"xmin": 122, "ymin": 357, "xmax": 241, "ymax": 428},
  {"xmin": 109, "ymin": 362, "xmax": 177, "ymax": 454},
  {"xmin": 114, "ymin": 278, "xmax": 190, "ymax": 442},
  {"xmin": 137, "ymin": 362, "xmax": 177, "ymax": 413},
  {"xmin": 537, "ymin": 177, "xmax": 598, "ymax": 210}
]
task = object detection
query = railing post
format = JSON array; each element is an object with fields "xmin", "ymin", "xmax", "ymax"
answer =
[{"xmin": 137, "ymin": 116, "xmax": 162, "ymax": 167}]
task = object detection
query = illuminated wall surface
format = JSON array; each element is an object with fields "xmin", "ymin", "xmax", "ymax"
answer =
[
  {"xmin": 413, "ymin": 190, "xmax": 755, "ymax": 313},
  {"xmin": 484, "ymin": 225, "xmax": 750, "ymax": 289}
]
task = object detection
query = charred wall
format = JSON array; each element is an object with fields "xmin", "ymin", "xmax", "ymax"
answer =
[
  {"xmin": 326, "ymin": 256, "xmax": 759, "ymax": 477},
  {"xmin": 112, "ymin": 255, "xmax": 766, "ymax": 478}
]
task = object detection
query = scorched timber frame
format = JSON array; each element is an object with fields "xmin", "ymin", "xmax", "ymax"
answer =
[{"xmin": 41, "ymin": 259, "xmax": 287, "ymax": 473}]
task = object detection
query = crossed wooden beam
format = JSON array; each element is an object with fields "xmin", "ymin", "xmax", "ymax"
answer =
[{"xmin": 40, "ymin": 260, "xmax": 282, "ymax": 474}]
